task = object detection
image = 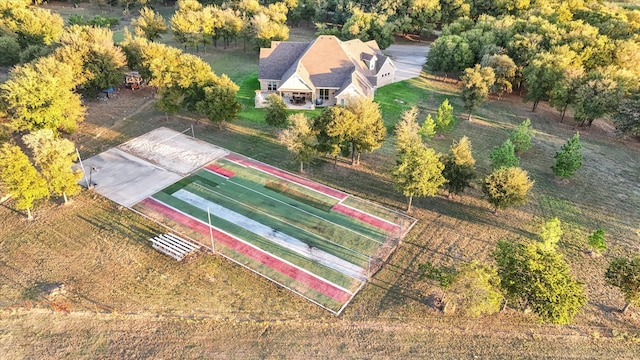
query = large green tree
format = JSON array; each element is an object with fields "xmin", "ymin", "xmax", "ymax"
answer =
[
  {"xmin": 190, "ymin": 75, "xmax": 241, "ymax": 130},
  {"xmin": 346, "ymin": 97, "xmax": 387, "ymax": 165},
  {"xmin": 22, "ymin": 130, "xmax": 83, "ymax": 204},
  {"xmin": 482, "ymin": 166, "xmax": 534, "ymax": 213},
  {"xmin": 446, "ymin": 261, "xmax": 503, "ymax": 318},
  {"xmin": 391, "ymin": 144, "xmax": 446, "ymax": 212},
  {"xmin": 461, "ymin": 64, "xmax": 495, "ymax": 120},
  {"xmin": 133, "ymin": 6, "xmax": 168, "ymax": 42},
  {"xmin": 605, "ymin": 255, "xmax": 640, "ymax": 313},
  {"xmin": 493, "ymin": 239, "xmax": 586, "ymax": 324},
  {"xmin": 0, "ymin": 56, "xmax": 85, "ymax": 133},
  {"xmin": 523, "ymin": 46, "xmax": 579, "ymax": 112},
  {"xmin": 278, "ymin": 113, "xmax": 317, "ymax": 173},
  {"xmin": 0, "ymin": 143, "xmax": 49, "ymax": 219},
  {"xmin": 442, "ymin": 136, "xmax": 476, "ymax": 197},
  {"xmin": 426, "ymin": 35, "xmax": 474, "ymax": 76}
]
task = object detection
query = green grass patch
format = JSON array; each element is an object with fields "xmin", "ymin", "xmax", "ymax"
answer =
[
  {"xmin": 182, "ymin": 180, "xmax": 373, "ymax": 264},
  {"xmin": 237, "ymin": 74, "xmax": 265, "ymax": 122},
  {"xmin": 375, "ymin": 80, "xmax": 425, "ymax": 128},
  {"xmin": 151, "ymin": 191, "xmax": 362, "ymax": 291},
  {"xmin": 197, "ymin": 167, "xmax": 388, "ymax": 248},
  {"xmin": 265, "ymin": 180, "xmax": 335, "ymax": 212}
]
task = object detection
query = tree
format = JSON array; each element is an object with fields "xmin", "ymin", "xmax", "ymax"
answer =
[
  {"xmin": 573, "ymin": 71, "xmax": 625, "ymax": 127},
  {"xmin": 442, "ymin": 136, "xmax": 476, "ymax": 197},
  {"xmin": 587, "ymin": 228, "xmax": 607, "ymax": 255},
  {"xmin": 483, "ymin": 167, "xmax": 534, "ymax": 213},
  {"xmin": 446, "ymin": 261, "xmax": 503, "ymax": 318},
  {"xmin": 489, "ymin": 139, "xmax": 520, "ymax": 170},
  {"xmin": 278, "ymin": 113, "xmax": 317, "ymax": 173},
  {"xmin": 419, "ymin": 114, "xmax": 436, "ymax": 140},
  {"xmin": 313, "ymin": 107, "xmax": 347, "ymax": 164},
  {"xmin": 56, "ymin": 26, "xmax": 127, "ymax": 97},
  {"xmin": 426, "ymin": 35, "xmax": 474, "ymax": 76},
  {"xmin": 394, "ymin": 106, "xmax": 422, "ymax": 154},
  {"xmin": 550, "ymin": 67, "xmax": 584, "ymax": 122},
  {"xmin": 346, "ymin": 97, "xmax": 387, "ymax": 165},
  {"xmin": 0, "ymin": 56, "xmax": 85, "ymax": 133},
  {"xmin": 0, "ymin": 36, "xmax": 20, "ymax": 67},
  {"xmin": 509, "ymin": 118, "xmax": 534, "ymax": 153},
  {"xmin": 493, "ymin": 240, "xmax": 586, "ymax": 324},
  {"xmin": 191, "ymin": 75, "xmax": 241, "ymax": 130},
  {"xmin": 133, "ymin": 7, "xmax": 168, "ymax": 42},
  {"xmin": 434, "ymin": 99, "xmax": 455, "ymax": 132},
  {"xmin": 0, "ymin": 143, "xmax": 49, "ymax": 219},
  {"xmin": 523, "ymin": 47, "xmax": 579, "ymax": 112},
  {"xmin": 265, "ymin": 93, "xmax": 288, "ymax": 127},
  {"xmin": 481, "ymin": 53, "xmax": 516, "ymax": 98},
  {"xmin": 251, "ymin": 12, "xmax": 289, "ymax": 49},
  {"xmin": 171, "ymin": 1, "xmax": 205, "ymax": 51},
  {"xmin": 391, "ymin": 144, "xmax": 446, "ymax": 212},
  {"xmin": 539, "ymin": 217, "xmax": 562, "ymax": 252},
  {"xmin": 22, "ymin": 129, "xmax": 82, "ymax": 204},
  {"xmin": 341, "ymin": 7, "xmax": 394, "ymax": 49},
  {"xmin": 552, "ymin": 133, "xmax": 582, "ymax": 179},
  {"xmin": 612, "ymin": 93, "xmax": 640, "ymax": 137},
  {"xmin": 461, "ymin": 64, "xmax": 495, "ymax": 121},
  {"xmin": 605, "ymin": 255, "xmax": 640, "ymax": 313}
]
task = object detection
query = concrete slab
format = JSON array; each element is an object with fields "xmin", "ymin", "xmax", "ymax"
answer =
[
  {"xmin": 81, "ymin": 148, "xmax": 182, "ymax": 207},
  {"xmin": 383, "ymin": 44, "xmax": 431, "ymax": 82}
]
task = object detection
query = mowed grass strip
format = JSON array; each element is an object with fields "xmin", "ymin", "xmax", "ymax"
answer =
[
  {"xmin": 182, "ymin": 180, "xmax": 370, "ymax": 268},
  {"xmin": 215, "ymin": 158, "xmax": 341, "ymax": 206},
  {"xmin": 265, "ymin": 180, "xmax": 334, "ymax": 212},
  {"xmin": 197, "ymin": 169, "xmax": 386, "ymax": 253},
  {"xmin": 151, "ymin": 191, "xmax": 361, "ymax": 291}
]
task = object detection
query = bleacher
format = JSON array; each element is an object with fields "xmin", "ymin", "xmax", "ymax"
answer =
[{"xmin": 150, "ymin": 233, "xmax": 199, "ymax": 261}]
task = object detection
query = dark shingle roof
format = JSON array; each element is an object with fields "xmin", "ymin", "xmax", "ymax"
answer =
[{"xmin": 258, "ymin": 42, "xmax": 309, "ymax": 80}]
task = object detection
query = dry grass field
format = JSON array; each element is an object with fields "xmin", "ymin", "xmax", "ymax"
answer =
[{"xmin": 1, "ymin": 5, "xmax": 640, "ymax": 358}]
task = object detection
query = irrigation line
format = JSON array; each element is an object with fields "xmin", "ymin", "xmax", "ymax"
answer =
[
  {"xmin": 210, "ymin": 172, "xmax": 385, "ymax": 246},
  {"xmin": 190, "ymin": 181, "xmax": 371, "ymax": 262}
]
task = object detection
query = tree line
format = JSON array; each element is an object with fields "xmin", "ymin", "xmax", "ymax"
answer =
[
  {"xmin": 0, "ymin": 1, "xmax": 242, "ymax": 219},
  {"xmin": 424, "ymin": 2, "xmax": 640, "ymax": 134}
]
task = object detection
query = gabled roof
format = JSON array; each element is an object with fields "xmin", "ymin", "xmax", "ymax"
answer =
[
  {"xmin": 259, "ymin": 35, "xmax": 392, "ymax": 94},
  {"xmin": 258, "ymin": 41, "xmax": 309, "ymax": 80}
]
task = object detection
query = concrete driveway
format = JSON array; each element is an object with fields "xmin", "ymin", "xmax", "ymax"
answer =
[{"xmin": 383, "ymin": 44, "xmax": 430, "ymax": 82}]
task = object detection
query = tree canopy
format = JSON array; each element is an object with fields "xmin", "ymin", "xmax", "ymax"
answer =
[
  {"xmin": 493, "ymin": 239, "xmax": 586, "ymax": 324},
  {"xmin": 482, "ymin": 166, "xmax": 534, "ymax": 213},
  {"xmin": 0, "ymin": 142, "xmax": 49, "ymax": 219},
  {"xmin": 391, "ymin": 144, "xmax": 446, "ymax": 212},
  {"xmin": 605, "ymin": 255, "xmax": 640, "ymax": 313}
]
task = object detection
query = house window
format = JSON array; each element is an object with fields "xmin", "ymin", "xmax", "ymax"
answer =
[
  {"xmin": 267, "ymin": 81, "xmax": 277, "ymax": 91},
  {"xmin": 320, "ymin": 89, "xmax": 329, "ymax": 100}
]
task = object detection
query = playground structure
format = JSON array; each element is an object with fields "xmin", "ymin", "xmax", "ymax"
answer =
[{"xmin": 124, "ymin": 71, "xmax": 143, "ymax": 90}]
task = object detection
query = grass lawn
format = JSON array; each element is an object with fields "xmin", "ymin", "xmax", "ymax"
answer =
[{"xmin": 2, "ymin": 11, "xmax": 640, "ymax": 357}]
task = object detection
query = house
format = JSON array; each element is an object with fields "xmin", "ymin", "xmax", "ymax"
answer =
[{"xmin": 256, "ymin": 35, "xmax": 396, "ymax": 109}]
